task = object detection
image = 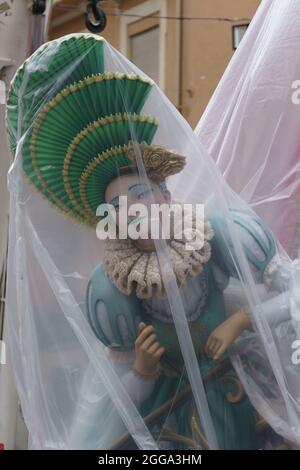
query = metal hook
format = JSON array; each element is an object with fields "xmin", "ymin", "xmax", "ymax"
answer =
[
  {"xmin": 32, "ymin": 0, "xmax": 46, "ymax": 15},
  {"xmin": 85, "ymin": 0, "xmax": 107, "ymax": 33}
]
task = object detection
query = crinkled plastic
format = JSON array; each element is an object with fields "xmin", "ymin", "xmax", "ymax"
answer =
[
  {"xmin": 5, "ymin": 32, "xmax": 300, "ymax": 450},
  {"xmin": 196, "ymin": 0, "xmax": 300, "ymax": 259}
]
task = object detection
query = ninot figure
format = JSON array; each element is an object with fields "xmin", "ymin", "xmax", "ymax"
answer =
[{"xmin": 5, "ymin": 34, "xmax": 300, "ymax": 450}]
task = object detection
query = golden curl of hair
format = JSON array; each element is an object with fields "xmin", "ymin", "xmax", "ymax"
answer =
[{"xmin": 127, "ymin": 141, "xmax": 186, "ymax": 181}]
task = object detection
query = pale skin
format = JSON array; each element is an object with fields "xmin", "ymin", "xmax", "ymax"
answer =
[
  {"xmin": 133, "ymin": 322, "xmax": 165, "ymax": 376},
  {"xmin": 105, "ymin": 174, "xmax": 253, "ymax": 375},
  {"xmin": 205, "ymin": 310, "xmax": 252, "ymax": 361}
]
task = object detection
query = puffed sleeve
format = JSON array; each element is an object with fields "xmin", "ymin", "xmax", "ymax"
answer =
[
  {"xmin": 208, "ymin": 209, "xmax": 277, "ymax": 286},
  {"xmin": 86, "ymin": 263, "xmax": 156, "ymax": 405},
  {"xmin": 208, "ymin": 209, "xmax": 292, "ymax": 327},
  {"xmin": 86, "ymin": 263, "xmax": 142, "ymax": 352}
]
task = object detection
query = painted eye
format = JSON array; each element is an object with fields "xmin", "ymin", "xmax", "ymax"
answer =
[{"xmin": 138, "ymin": 189, "xmax": 150, "ymax": 199}]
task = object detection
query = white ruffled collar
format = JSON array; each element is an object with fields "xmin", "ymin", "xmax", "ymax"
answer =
[{"xmin": 103, "ymin": 204, "xmax": 214, "ymax": 299}]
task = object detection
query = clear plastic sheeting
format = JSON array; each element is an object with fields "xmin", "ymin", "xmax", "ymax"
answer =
[
  {"xmin": 195, "ymin": 0, "xmax": 300, "ymax": 260},
  {"xmin": 5, "ymin": 33, "xmax": 300, "ymax": 450}
]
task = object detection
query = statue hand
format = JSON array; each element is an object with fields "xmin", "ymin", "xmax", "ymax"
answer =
[
  {"xmin": 133, "ymin": 322, "xmax": 165, "ymax": 378},
  {"xmin": 205, "ymin": 310, "xmax": 251, "ymax": 361}
]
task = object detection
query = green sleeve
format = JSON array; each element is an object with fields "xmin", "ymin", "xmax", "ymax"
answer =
[
  {"xmin": 208, "ymin": 209, "xmax": 277, "ymax": 283},
  {"xmin": 86, "ymin": 263, "xmax": 142, "ymax": 352}
]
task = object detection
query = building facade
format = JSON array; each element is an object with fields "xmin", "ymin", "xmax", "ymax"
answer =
[{"xmin": 49, "ymin": 0, "xmax": 261, "ymax": 127}]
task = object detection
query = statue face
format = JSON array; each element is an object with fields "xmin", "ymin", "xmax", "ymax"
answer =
[{"xmin": 105, "ymin": 173, "xmax": 171, "ymax": 247}]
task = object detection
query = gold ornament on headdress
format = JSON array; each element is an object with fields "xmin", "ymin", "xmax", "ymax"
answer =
[{"xmin": 126, "ymin": 141, "xmax": 186, "ymax": 182}]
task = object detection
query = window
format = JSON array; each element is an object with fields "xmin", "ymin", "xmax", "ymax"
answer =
[
  {"xmin": 130, "ymin": 26, "xmax": 160, "ymax": 84},
  {"xmin": 120, "ymin": 0, "xmax": 166, "ymax": 89},
  {"xmin": 232, "ymin": 24, "xmax": 249, "ymax": 50}
]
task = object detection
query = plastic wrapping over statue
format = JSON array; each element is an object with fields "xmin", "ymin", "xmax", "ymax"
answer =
[
  {"xmin": 195, "ymin": 0, "xmax": 300, "ymax": 260},
  {"xmin": 5, "ymin": 33, "xmax": 300, "ymax": 450}
]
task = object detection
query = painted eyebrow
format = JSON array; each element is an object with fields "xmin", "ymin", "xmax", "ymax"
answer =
[
  {"xmin": 109, "ymin": 184, "xmax": 151, "ymax": 204},
  {"xmin": 128, "ymin": 183, "xmax": 149, "ymax": 191}
]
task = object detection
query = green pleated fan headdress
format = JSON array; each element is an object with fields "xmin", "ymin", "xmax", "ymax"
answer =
[{"xmin": 6, "ymin": 34, "xmax": 185, "ymax": 227}]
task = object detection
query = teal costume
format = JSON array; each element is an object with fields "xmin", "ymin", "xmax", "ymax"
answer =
[
  {"xmin": 6, "ymin": 34, "xmax": 286, "ymax": 451},
  {"xmin": 87, "ymin": 209, "xmax": 277, "ymax": 450}
]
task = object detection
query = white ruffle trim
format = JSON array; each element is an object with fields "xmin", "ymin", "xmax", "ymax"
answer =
[{"xmin": 103, "ymin": 203, "xmax": 214, "ymax": 299}]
